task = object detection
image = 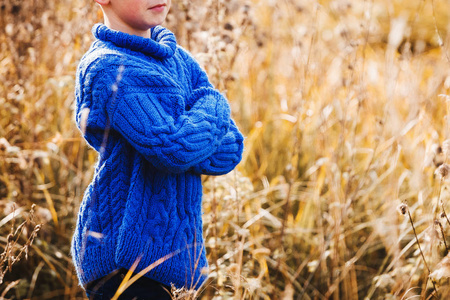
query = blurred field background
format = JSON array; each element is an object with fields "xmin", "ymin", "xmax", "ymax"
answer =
[{"xmin": 2, "ymin": 0, "xmax": 450, "ymax": 299}]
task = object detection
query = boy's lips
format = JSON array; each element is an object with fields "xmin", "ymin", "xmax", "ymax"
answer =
[{"xmin": 149, "ymin": 3, "xmax": 166, "ymax": 12}]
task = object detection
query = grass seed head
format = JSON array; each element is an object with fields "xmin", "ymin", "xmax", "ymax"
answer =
[
  {"xmin": 435, "ymin": 163, "xmax": 450, "ymax": 181},
  {"xmin": 397, "ymin": 203, "xmax": 408, "ymax": 215}
]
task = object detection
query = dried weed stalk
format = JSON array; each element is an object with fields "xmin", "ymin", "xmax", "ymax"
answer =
[{"xmin": 0, "ymin": 204, "xmax": 41, "ymax": 285}]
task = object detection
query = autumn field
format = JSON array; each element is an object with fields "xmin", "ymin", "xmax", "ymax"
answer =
[{"xmin": 1, "ymin": 0, "xmax": 450, "ymax": 299}]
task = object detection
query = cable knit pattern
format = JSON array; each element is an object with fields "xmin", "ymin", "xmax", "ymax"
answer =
[{"xmin": 71, "ymin": 24, "xmax": 244, "ymax": 290}]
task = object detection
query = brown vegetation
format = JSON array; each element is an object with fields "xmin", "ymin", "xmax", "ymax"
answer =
[{"xmin": 1, "ymin": 0, "xmax": 450, "ymax": 299}]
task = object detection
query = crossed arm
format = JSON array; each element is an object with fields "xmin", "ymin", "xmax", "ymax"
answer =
[
  {"xmin": 77, "ymin": 57, "xmax": 243, "ymax": 175},
  {"xmin": 182, "ymin": 50, "xmax": 244, "ymax": 175}
]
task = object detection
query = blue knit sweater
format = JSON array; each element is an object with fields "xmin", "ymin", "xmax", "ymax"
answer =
[{"xmin": 71, "ymin": 24, "xmax": 244, "ymax": 290}]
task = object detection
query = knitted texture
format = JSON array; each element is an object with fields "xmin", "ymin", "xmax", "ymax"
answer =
[{"xmin": 71, "ymin": 24, "xmax": 244, "ymax": 290}]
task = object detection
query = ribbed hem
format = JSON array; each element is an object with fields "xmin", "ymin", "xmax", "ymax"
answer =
[
  {"xmin": 73, "ymin": 240, "xmax": 118, "ymax": 288},
  {"xmin": 73, "ymin": 233, "xmax": 208, "ymax": 290},
  {"xmin": 115, "ymin": 231, "xmax": 208, "ymax": 290}
]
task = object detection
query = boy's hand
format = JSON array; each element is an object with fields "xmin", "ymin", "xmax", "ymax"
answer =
[{"xmin": 190, "ymin": 119, "xmax": 244, "ymax": 176}]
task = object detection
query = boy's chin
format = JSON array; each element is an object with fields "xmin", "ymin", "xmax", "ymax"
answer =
[{"xmin": 148, "ymin": 17, "xmax": 168, "ymax": 28}]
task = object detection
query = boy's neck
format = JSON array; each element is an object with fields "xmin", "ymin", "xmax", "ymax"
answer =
[{"xmin": 103, "ymin": 14, "xmax": 151, "ymax": 39}]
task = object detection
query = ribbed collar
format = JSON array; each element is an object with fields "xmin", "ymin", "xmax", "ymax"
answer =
[{"xmin": 92, "ymin": 23, "xmax": 177, "ymax": 59}]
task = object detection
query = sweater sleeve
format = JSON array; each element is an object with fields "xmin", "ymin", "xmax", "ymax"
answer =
[
  {"xmin": 78, "ymin": 60, "xmax": 231, "ymax": 174},
  {"xmin": 178, "ymin": 47, "xmax": 213, "ymax": 110},
  {"xmin": 178, "ymin": 47, "xmax": 245, "ymax": 175},
  {"xmin": 190, "ymin": 118, "xmax": 244, "ymax": 175}
]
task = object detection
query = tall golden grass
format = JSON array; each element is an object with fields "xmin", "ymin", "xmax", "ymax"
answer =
[{"xmin": 1, "ymin": 0, "xmax": 450, "ymax": 299}]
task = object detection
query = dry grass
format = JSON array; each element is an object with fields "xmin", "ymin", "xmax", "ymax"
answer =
[{"xmin": 1, "ymin": 0, "xmax": 450, "ymax": 299}]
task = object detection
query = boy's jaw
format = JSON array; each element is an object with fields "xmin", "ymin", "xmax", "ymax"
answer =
[{"xmin": 97, "ymin": 0, "xmax": 171, "ymax": 38}]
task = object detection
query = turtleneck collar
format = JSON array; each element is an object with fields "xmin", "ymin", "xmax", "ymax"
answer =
[{"xmin": 92, "ymin": 23, "xmax": 177, "ymax": 59}]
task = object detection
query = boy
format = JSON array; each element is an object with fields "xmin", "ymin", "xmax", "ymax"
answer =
[{"xmin": 71, "ymin": 0, "xmax": 244, "ymax": 299}]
